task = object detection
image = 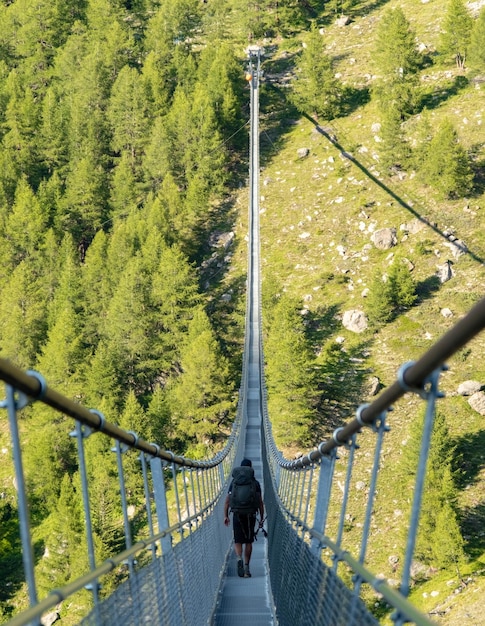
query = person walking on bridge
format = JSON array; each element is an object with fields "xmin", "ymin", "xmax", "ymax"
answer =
[{"xmin": 224, "ymin": 458, "xmax": 264, "ymax": 578}]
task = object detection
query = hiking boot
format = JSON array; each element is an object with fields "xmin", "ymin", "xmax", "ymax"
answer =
[
  {"xmin": 237, "ymin": 559, "xmax": 244, "ymax": 577},
  {"xmin": 244, "ymin": 564, "xmax": 251, "ymax": 578}
]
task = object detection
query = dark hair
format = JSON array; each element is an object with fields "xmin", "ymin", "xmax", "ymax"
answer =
[{"xmin": 241, "ymin": 458, "xmax": 252, "ymax": 467}]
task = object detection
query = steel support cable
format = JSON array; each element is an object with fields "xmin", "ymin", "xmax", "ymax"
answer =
[{"xmin": 282, "ymin": 295, "xmax": 485, "ymax": 469}]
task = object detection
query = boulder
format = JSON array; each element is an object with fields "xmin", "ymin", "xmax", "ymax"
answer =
[
  {"xmin": 468, "ymin": 391, "xmax": 485, "ymax": 415},
  {"xmin": 41, "ymin": 612, "xmax": 60, "ymax": 626},
  {"xmin": 336, "ymin": 15, "xmax": 352, "ymax": 26},
  {"xmin": 444, "ymin": 239, "xmax": 468, "ymax": 259},
  {"xmin": 436, "ymin": 261, "xmax": 454, "ymax": 283},
  {"xmin": 458, "ymin": 381, "xmax": 482, "ymax": 396},
  {"xmin": 400, "ymin": 219, "xmax": 426, "ymax": 234},
  {"xmin": 371, "ymin": 228, "xmax": 397, "ymax": 250},
  {"xmin": 368, "ymin": 376, "xmax": 381, "ymax": 396},
  {"xmin": 342, "ymin": 309, "xmax": 368, "ymax": 333}
]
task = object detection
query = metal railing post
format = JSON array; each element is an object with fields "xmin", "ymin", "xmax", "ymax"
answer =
[
  {"xmin": 396, "ymin": 364, "xmax": 446, "ymax": 622},
  {"xmin": 2, "ymin": 384, "xmax": 40, "ymax": 623},
  {"xmin": 139, "ymin": 452, "xmax": 157, "ymax": 560},
  {"xmin": 71, "ymin": 420, "xmax": 99, "ymax": 605},
  {"xmin": 113, "ymin": 438, "xmax": 134, "ymax": 576},
  {"xmin": 310, "ymin": 448, "xmax": 337, "ymax": 555},
  {"xmin": 149, "ymin": 453, "xmax": 172, "ymax": 555}
]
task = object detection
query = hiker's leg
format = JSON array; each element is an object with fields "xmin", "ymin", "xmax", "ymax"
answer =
[
  {"xmin": 244, "ymin": 542, "xmax": 252, "ymax": 564},
  {"xmin": 234, "ymin": 542, "xmax": 243, "ymax": 558}
]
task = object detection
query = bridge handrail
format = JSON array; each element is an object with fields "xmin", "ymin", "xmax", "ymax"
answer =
[
  {"xmin": 0, "ymin": 357, "xmax": 238, "ymax": 469},
  {"xmin": 267, "ymin": 295, "xmax": 485, "ymax": 470}
]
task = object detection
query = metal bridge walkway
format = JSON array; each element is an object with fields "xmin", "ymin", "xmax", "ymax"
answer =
[
  {"xmin": 212, "ymin": 48, "xmax": 276, "ymax": 624},
  {"xmin": 212, "ymin": 383, "xmax": 275, "ymax": 626}
]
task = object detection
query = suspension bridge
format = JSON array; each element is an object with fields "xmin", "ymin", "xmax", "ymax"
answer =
[{"xmin": 2, "ymin": 47, "xmax": 485, "ymax": 626}]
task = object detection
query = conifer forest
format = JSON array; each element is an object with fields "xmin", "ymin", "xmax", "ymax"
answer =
[{"xmin": 0, "ymin": 0, "xmax": 484, "ymax": 621}]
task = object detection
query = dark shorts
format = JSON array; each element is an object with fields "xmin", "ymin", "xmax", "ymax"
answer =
[{"xmin": 233, "ymin": 513, "xmax": 256, "ymax": 544}]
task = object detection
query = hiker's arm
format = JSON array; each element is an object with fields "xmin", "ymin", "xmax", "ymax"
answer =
[
  {"xmin": 258, "ymin": 494, "xmax": 264, "ymax": 525},
  {"xmin": 224, "ymin": 494, "xmax": 230, "ymax": 526}
]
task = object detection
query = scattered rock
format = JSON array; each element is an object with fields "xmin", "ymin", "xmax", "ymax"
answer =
[
  {"xmin": 441, "ymin": 308, "xmax": 453, "ymax": 318},
  {"xmin": 468, "ymin": 391, "xmax": 485, "ymax": 415},
  {"xmin": 444, "ymin": 238, "xmax": 468, "ymax": 259},
  {"xmin": 297, "ymin": 147, "xmax": 310, "ymax": 159},
  {"xmin": 209, "ymin": 231, "xmax": 234, "ymax": 250},
  {"xmin": 336, "ymin": 15, "xmax": 352, "ymax": 26},
  {"xmin": 410, "ymin": 560, "xmax": 427, "ymax": 579},
  {"xmin": 342, "ymin": 309, "xmax": 368, "ymax": 333},
  {"xmin": 436, "ymin": 260, "xmax": 454, "ymax": 283},
  {"xmin": 400, "ymin": 219, "xmax": 426, "ymax": 234},
  {"xmin": 458, "ymin": 380, "xmax": 482, "ymax": 396},
  {"xmin": 355, "ymin": 481, "xmax": 366, "ymax": 491},
  {"xmin": 371, "ymin": 228, "xmax": 397, "ymax": 250},
  {"xmin": 41, "ymin": 612, "xmax": 60, "ymax": 626},
  {"xmin": 368, "ymin": 376, "xmax": 381, "ymax": 396}
]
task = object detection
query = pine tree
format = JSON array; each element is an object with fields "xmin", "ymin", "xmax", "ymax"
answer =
[
  {"xmin": 421, "ymin": 119, "xmax": 473, "ymax": 199},
  {"xmin": 80, "ymin": 230, "xmax": 112, "ymax": 345},
  {"xmin": 387, "ymin": 257, "xmax": 417, "ymax": 308},
  {"xmin": 146, "ymin": 385, "xmax": 173, "ymax": 448},
  {"xmin": 373, "ymin": 7, "xmax": 421, "ymax": 117},
  {"xmin": 0, "ymin": 260, "xmax": 48, "ymax": 368},
  {"xmin": 36, "ymin": 475, "xmax": 88, "ymax": 595},
  {"xmin": 59, "ymin": 155, "xmax": 109, "ymax": 242},
  {"xmin": 150, "ymin": 244, "xmax": 201, "ymax": 370},
  {"xmin": 118, "ymin": 390, "xmax": 150, "ymax": 502},
  {"xmin": 291, "ymin": 24, "xmax": 343, "ymax": 120},
  {"xmin": 379, "ymin": 105, "xmax": 411, "ymax": 170},
  {"xmin": 101, "ymin": 256, "xmax": 151, "ymax": 386},
  {"xmin": 4, "ymin": 176, "xmax": 49, "ymax": 265},
  {"xmin": 197, "ymin": 43, "xmax": 244, "ymax": 146},
  {"xmin": 142, "ymin": 116, "xmax": 173, "ymax": 191},
  {"xmin": 167, "ymin": 308, "xmax": 233, "ymax": 456},
  {"xmin": 39, "ymin": 84, "xmax": 69, "ymax": 174},
  {"xmin": 264, "ymin": 295, "xmax": 318, "ymax": 447},
  {"xmin": 2, "ymin": 69, "xmax": 42, "ymax": 186},
  {"xmin": 365, "ymin": 271, "xmax": 394, "ymax": 326},
  {"xmin": 468, "ymin": 7, "xmax": 485, "ymax": 70},
  {"xmin": 108, "ymin": 65, "xmax": 149, "ymax": 170},
  {"xmin": 109, "ymin": 151, "xmax": 139, "ymax": 213},
  {"xmin": 440, "ymin": 0, "xmax": 473, "ymax": 69},
  {"xmin": 405, "ymin": 412, "xmax": 465, "ymax": 571}
]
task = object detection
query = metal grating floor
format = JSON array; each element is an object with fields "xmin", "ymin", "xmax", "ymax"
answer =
[
  {"xmin": 212, "ymin": 535, "xmax": 275, "ymax": 626},
  {"xmin": 212, "ymin": 355, "xmax": 276, "ymax": 626}
]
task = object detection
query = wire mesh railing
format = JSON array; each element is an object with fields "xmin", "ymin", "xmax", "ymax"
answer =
[
  {"xmin": 0, "ymin": 351, "xmax": 249, "ymax": 626},
  {"xmin": 260, "ymin": 296, "xmax": 485, "ymax": 625}
]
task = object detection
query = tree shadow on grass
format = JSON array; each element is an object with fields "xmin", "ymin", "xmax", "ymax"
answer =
[
  {"xmin": 418, "ymin": 75, "xmax": 469, "ymax": 112},
  {"xmin": 415, "ymin": 274, "xmax": 442, "ymax": 303},
  {"xmin": 452, "ymin": 429, "xmax": 485, "ymax": 491},
  {"xmin": 461, "ymin": 501, "xmax": 485, "ymax": 561},
  {"xmin": 449, "ymin": 428, "xmax": 485, "ymax": 559},
  {"xmin": 341, "ymin": 84, "xmax": 371, "ymax": 115}
]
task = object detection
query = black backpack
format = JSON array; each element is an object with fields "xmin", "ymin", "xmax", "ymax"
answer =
[{"xmin": 230, "ymin": 466, "xmax": 259, "ymax": 515}]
